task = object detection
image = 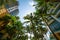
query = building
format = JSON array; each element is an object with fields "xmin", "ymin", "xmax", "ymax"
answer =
[
  {"xmin": 0, "ymin": 5, "xmax": 9, "ymax": 27},
  {"xmin": 5, "ymin": 1, "xmax": 19, "ymax": 16},
  {"xmin": 0, "ymin": 5, "xmax": 8, "ymax": 18},
  {"xmin": 45, "ymin": 0, "xmax": 60, "ymax": 2},
  {"xmin": 0, "ymin": 0, "xmax": 19, "ymax": 27},
  {"xmin": 47, "ymin": 3, "xmax": 60, "ymax": 40}
]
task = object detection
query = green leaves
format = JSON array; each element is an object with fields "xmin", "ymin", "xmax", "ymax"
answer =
[
  {"xmin": 0, "ymin": 0, "xmax": 17, "ymax": 6},
  {"xmin": 23, "ymin": 12, "xmax": 48, "ymax": 40},
  {"xmin": 0, "ymin": 0, "xmax": 4, "ymax": 6},
  {"xmin": 0, "ymin": 14, "xmax": 26, "ymax": 40}
]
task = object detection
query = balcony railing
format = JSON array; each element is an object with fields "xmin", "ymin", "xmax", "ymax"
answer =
[{"xmin": 49, "ymin": 17, "xmax": 60, "ymax": 32}]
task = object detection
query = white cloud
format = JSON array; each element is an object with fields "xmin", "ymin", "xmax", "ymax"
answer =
[
  {"xmin": 29, "ymin": 1, "xmax": 34, "ymax": 6},
  {"xmin": 29, "ymin": 1, "xmax": 35, "ymax": 8}
]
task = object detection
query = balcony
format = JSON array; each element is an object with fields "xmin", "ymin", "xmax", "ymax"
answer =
[{"xmin": 49, "ymin": 17, "xmax": 60, "ymax": 32}]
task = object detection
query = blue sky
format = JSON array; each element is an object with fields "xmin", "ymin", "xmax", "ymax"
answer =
[{"xmin": 18, "ymin": 0, "xmax": 35, "ymax": 22}]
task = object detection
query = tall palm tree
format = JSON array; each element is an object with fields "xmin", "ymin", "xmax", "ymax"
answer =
[{"xmin": 24, "ymin": 13, "xmax": 47, "ymax": 40}]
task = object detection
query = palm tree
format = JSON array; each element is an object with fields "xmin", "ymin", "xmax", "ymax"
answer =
[{"xmin": 24, "ymin": 13, "xmax": 47, "ymax": 40}]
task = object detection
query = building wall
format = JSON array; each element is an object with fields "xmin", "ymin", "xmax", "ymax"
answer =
[
  {"xmin": 47, "ymin": 3, "xmax": 60, "ymax": 40},
  {"xmin": 0, "ymin": 0, "xmax": 19, "ymax": 28},
  {"xmin": 0, "ymin": 5, "xmax": 8, "ymax": 18},
  {"xmin": 5, "ymin": 1, "xmax": 19, "ymax": 16},
  {"xmin": 0, "ymin": 1, "xmax": 19, "ymax": 27},
  {"xmin": 49, "ymin": 19, "xmax": 60, "ymax": 32}
]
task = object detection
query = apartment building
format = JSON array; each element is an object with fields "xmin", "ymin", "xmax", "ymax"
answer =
[{"xmin": 47, "ymin": 3, "xmax": 60, "ymax": 40}]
